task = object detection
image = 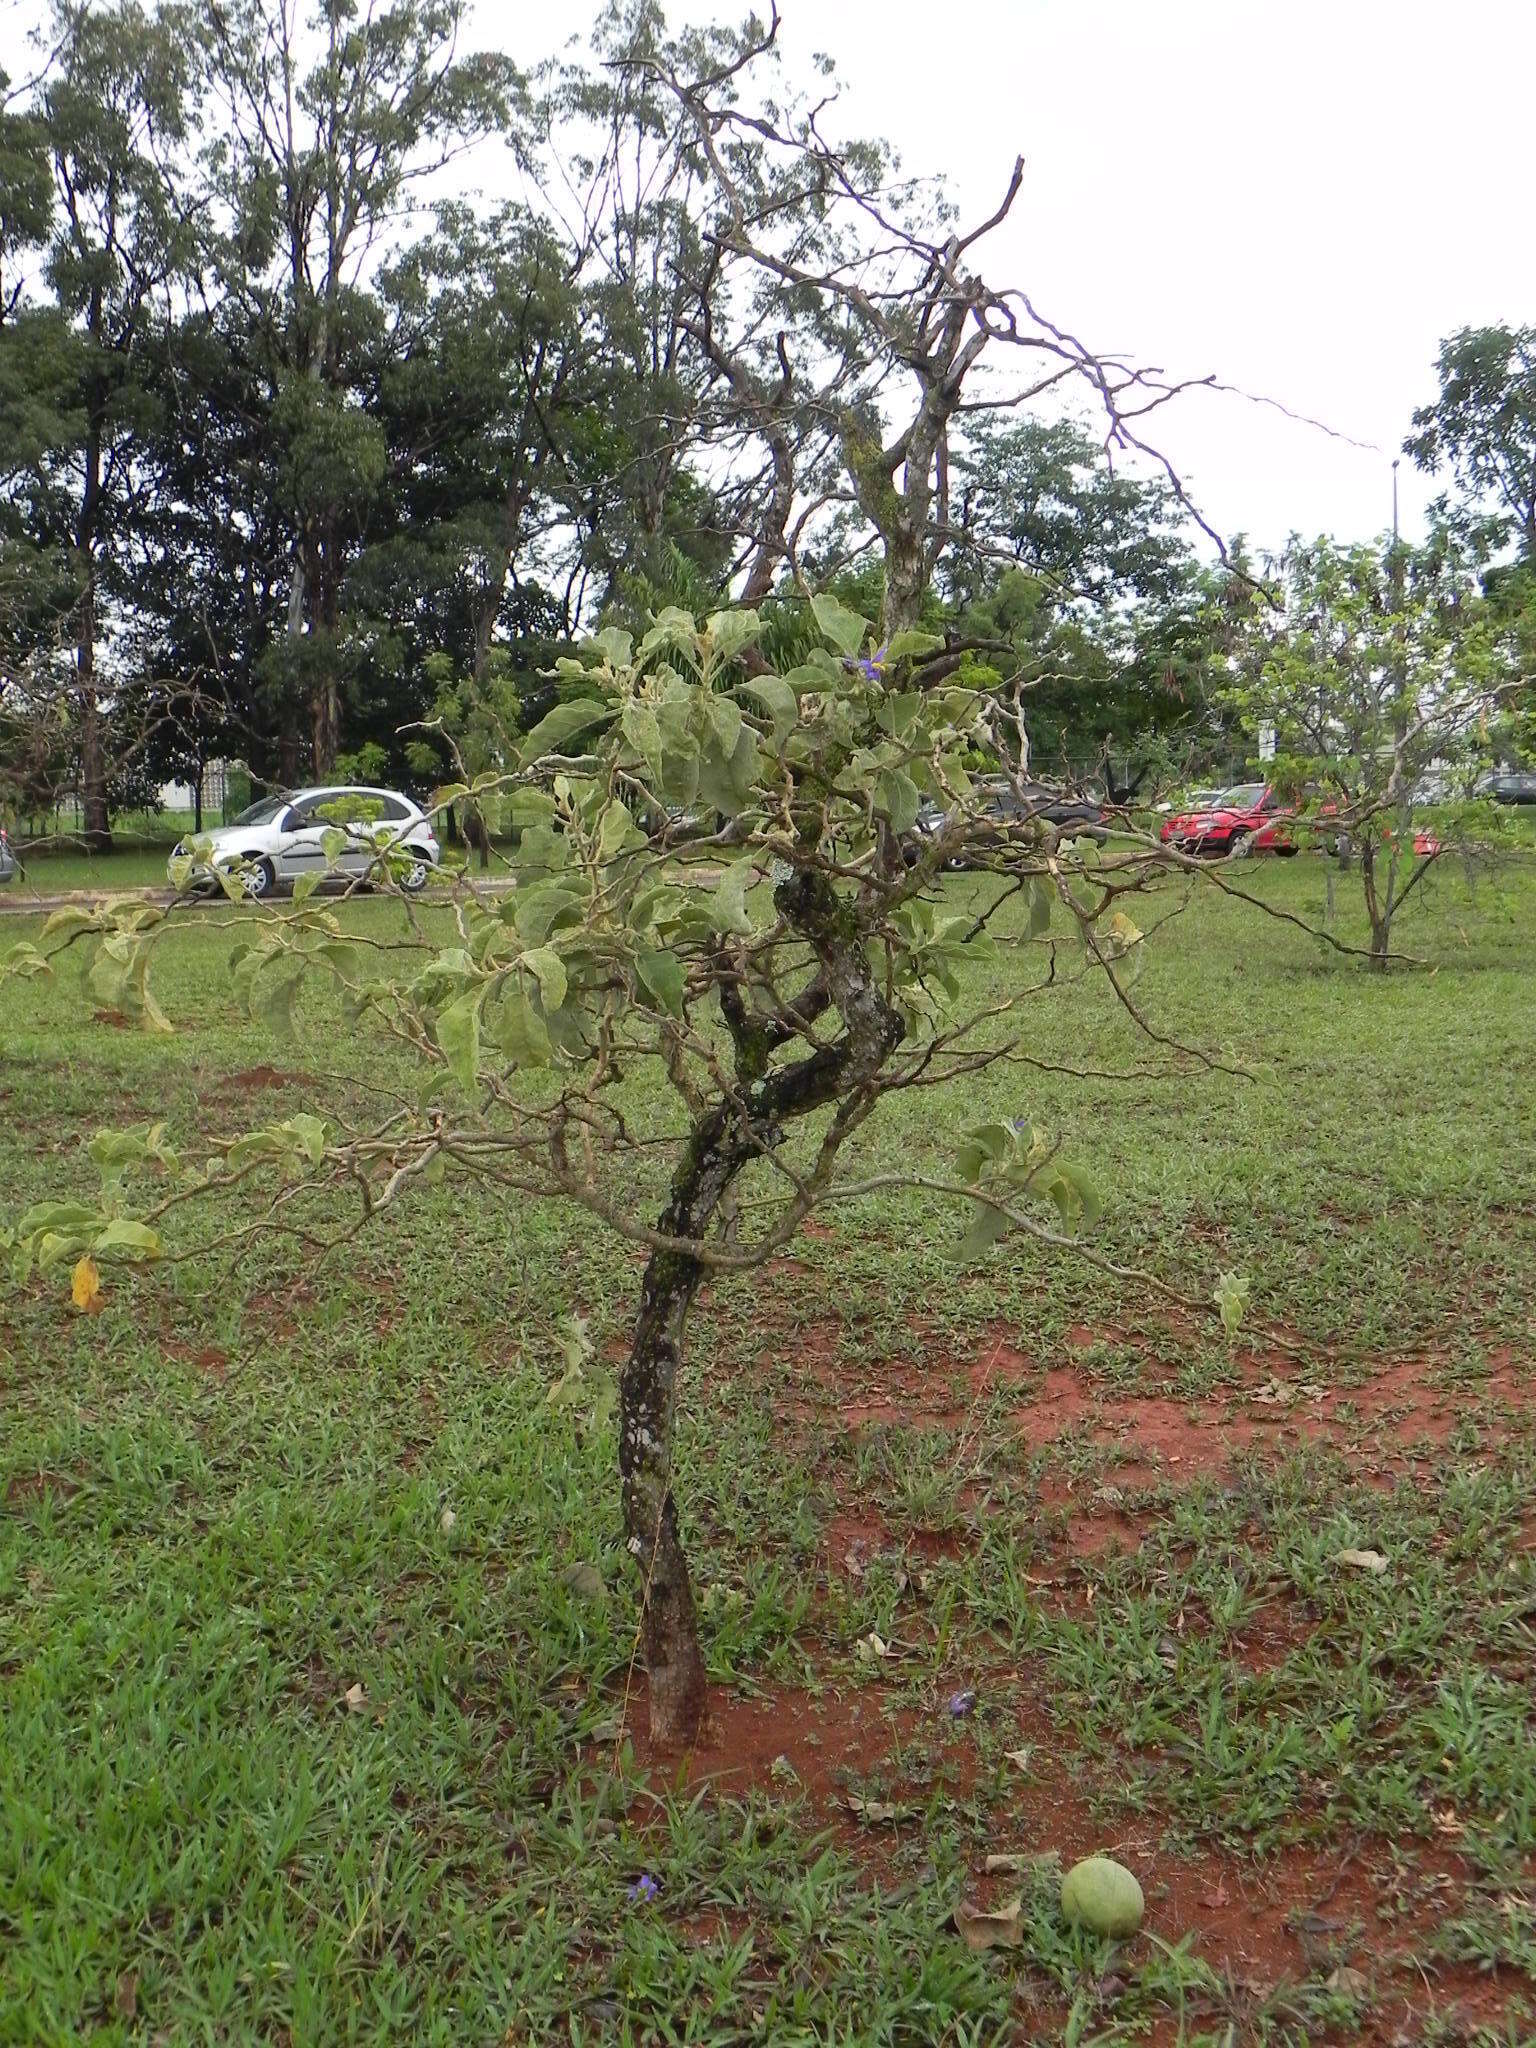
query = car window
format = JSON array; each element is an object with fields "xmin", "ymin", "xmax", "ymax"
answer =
[
  {"xmin": 231, "ymin": 794, "xmax": 292, "ymax": 827},
  {"xmin": 294, "ymin": 790, "xmax": 388, "ymax": 828},
  {"xmin": 1221, "ymin": 783, "xmax": 1266, "ymax": 807},
  {"xmin": 376, "ymin": 795, "xmax": 410, "ymax": 822}
]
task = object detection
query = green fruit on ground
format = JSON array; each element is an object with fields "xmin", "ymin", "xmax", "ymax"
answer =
[{"xmin": 1060, "ymin": 1855, "xmax": 1144, "ymax": 1937}]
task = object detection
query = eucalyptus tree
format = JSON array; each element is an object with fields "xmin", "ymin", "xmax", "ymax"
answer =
[
  {"xmin": 0, "ymin": 0, "xmax": 201, "ymax": 845},
  {"xmin": 195, "ymin": 0, "xmax": 522, "ymax": 775}
]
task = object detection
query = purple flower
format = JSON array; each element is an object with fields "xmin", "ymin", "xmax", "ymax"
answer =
[
  {"xmin": 855, "ymin": 643, "xmax": 889, "ymax": 684},
  {"xmin": 947, "ymin": 1689, "xmax": 977, "ymax": 1718},
  {"xmin": 628, "ymin": 1873, "xmax": 659, "ymax": 1905}
]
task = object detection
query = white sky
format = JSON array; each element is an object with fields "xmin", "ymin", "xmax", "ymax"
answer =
[{"xmin": 500, "ymin": 0, "xmax": 1536, "ymax": 556}]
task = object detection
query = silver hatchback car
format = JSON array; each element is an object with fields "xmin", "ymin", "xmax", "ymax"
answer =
[{"xmin": 170, "ymin": 786, "xmax": 441, "ymax": 898}]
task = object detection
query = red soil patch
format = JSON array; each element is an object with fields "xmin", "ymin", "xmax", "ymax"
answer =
[
  {"xmin": 619, "ymin": 1677, "xmax": 927, "ymax": 1815},
  {"xmin": 162, "ymin": 1337, "xmax": 229, "ymax": 1378},
  {"xmin": 219, "ymin": 1065, "xmax": 315, "ymax": 1093},
  {"xmin": 822, "ymin": 1508, "xmax": 892, "ymax": 1578},
  {"xmin": 609, "ymin": 1674, "xmax": 1511, "ymax": 2035},
  {"xmin": 4, "ymin": 1468, "xmax": 80, "ymax": 1508}
]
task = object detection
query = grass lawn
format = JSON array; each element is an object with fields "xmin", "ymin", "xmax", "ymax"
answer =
[{"xmin": 2, "ymin": 849, "xmax": 1535, "ymax": 2044}]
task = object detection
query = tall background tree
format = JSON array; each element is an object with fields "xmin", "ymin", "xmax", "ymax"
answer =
[{"xmin": 0, "ymin": 0, "xmax": 201, "ymax": 845}]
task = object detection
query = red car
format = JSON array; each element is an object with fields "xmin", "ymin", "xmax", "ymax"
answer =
[{"xmin": 1160, "ymin": 782, "xmax": 1297, "ymax": 858}]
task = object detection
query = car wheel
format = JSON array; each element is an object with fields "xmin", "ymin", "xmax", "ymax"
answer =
[
  {"xmin": 243, "ymin": 856, "xmax": 276, "ymax": 899},
  {"xmin": 1229, "ymin": 831, "xmax": 1255, "ymax": 860},
  {"xmin": 399, "ymin": 853, "xmax": 432, "ymax": 894}
]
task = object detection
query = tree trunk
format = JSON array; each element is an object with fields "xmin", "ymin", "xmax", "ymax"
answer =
[
  {"xmin": 463, "ymin": 802, "xmax": 492, "ymax": 870},
  {"xmin": 312, "ymin": 679, "xmax": 340, "ymax": 782},
  {"xmin": 1360, "ymin": 839, "xmax": 1390, "ymax": 970},
  {"xmin": 77, "ymin": 390, "xmax": 111, "ymax": 853},
  {"xmin": 620, "ymin": 1246, "xmax": 709, "ymax": 1750},
  {"xmin": 619, "ymin": 870, "xmax": 905, "ymax": 1748},
  {"xmin": 78, "ymin": 669, "xmax": 111, "ymax": 852}
]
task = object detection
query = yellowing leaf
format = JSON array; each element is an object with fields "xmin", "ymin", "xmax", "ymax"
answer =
[{"xmin": 71, "ymin": 1255, "xmax": 104, "ymax": 1315}]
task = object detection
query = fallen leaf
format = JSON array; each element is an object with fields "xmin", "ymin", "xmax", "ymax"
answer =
[
  {"xmin": 953, "ymin": 1895, "xmax": 1025, "ymax": 1951},
  {"xmin": 558, "ymin": 1563, "xmax": 605, "ymax": 1600},
  {"xmin": 855, "ymin": 1630, "xmax": 895, "ymax": 1663},
  {"xmin": 1004, "ymin": 1746, "xmax": 1035, "ymax": 1773},
  {"xmin": 71, "ymin": 1255, "xmax": 104, "ymax": 1315},
  {"xmin": 845, "ymin": 1793, "xmax": 909, "ymax": 1825},
  {"xmin": 343, "ymin": 1682, "xmax": 366, "ymax": 1713},
  {"xmin": 1092, "ymin": 1483, "xmax": 1125, "ymax": 1507},
  {"xmin": 439, "ymin": 1505, "xmax": 457, "ymax": 1534},
  {"xmin": 985, "ymin": 1851, "xmax": 1053, "ymax": 1876},
  {"xmin": 1199, "ymin": 1884, "xmax": 1230, "ymax": 1909},
  {"xmin": 1252, "ymin": 1376, "xmax": 1298, "ymax": 1407},
  {"xmin": 1333, "ymin": 1547, "xmax": 1389, "ymax": 1574},
  {"xmin": 114, "ymin": 1971, "xmax": 138, "ymax": 2020},
  {"xmin": 1432, "ymin": 1807, "xmax": 1464, "ymax": 1838},
  {"xmin": 1325, "ymin": 1964, "xmax": 1368, "ymax": 1999}
]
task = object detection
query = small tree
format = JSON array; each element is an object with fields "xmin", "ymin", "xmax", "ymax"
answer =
[
  {"xmin": 5, "ymin": 597, "xmax": 1209, "ymax": 1746},
  {"xmin": 1228, "ymin": 535, "xmax": 1506, "ymax": 964}
]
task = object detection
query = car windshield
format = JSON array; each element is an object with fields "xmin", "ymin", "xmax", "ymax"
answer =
[
  {"xmin": 230, "ymin": 794, "xmax": 291, "ymax": 827},
  {"xmin": 1219, "ymin": 783, "xmax": 1266, "ymax": 808}
]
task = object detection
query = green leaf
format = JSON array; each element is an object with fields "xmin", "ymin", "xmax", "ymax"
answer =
[
  {"xmin": 92, "ymin": 1219, "xmax": 163, "ymax": 1259},
  {"xmin": 280, "ymin": 1114, "xmax": 328, "ymax": 1167},
  {"xmin": 957, "ymin": 1196, "xmax": 1010, "ymax": 1261},
  {"xmin": 508, "ymin": 788, "xmax": 558, "ymax": 829},
  {"xmin": 521, "ymin": 945, "xmax": 568, "ymax": 1013},
  {"xmin": 706, "ymin": 692, "xmax": 742, "ymax": 757},
  {"xmin": 885, "ymin": 629, "xmax": 944, "ymax": 661},
  {"xmin": 955, "ymin": 1123, "xmax": 1014, "ymax": 1183},
  {"xmin": 1215, "ymin": 1270, "xmax": 1250, "ymax": 1339},
  {"xmin": 596, "ymin": 799, "xmax": 635, "ymax": 864},
  {"xmin": 876, "ymin": 768, "xmax": 920, "ymax": 835},
  {"xmin": 636, "ymin": 607, "xmax": 698, "ymax": 661},
  {"xmin": 255, "ymin": 967, "xmax": 304, "ymax": 1039},
  {"xmin": 40, "ymin": 905, "xmax": 99, "ymax": 941},
  {"xmin": 740, "ymin": 675, "xmax": 798, "ymax": 741},
  {"xmin": 706, "ymin": 609, "xmax": 762, "ymax": 661},
  {"xmin": 18, "ymin": 1200, "xmax": 100, "ymax": 1240},
  {"xmin": 518, "ymin": 698, "xmax": 609, "ymax": 768},
  {"xmin": 589, "ymin": 625, "xmax": 633, "ymax": 667},
  {"xmin": 621, "ymin": 699, "xmax": 663, "ymax": 778},
  {"xmin": 810, "ymin": 591, "xmax": 870, "ymax": 659},
  {"xmin": 292, "ymin": 869, "xmax": 323, "ymax": 904},
  {"xmin": 436, "ymin": 988, "xmax": 483, "ymax": 1094},
  {"xmin": 88, "ymin": 1126, "xmax": 173, "ymax": 1192},
  {"xmin": 498, "ymin": 990, "xmax": 552, "ymax": 1067},
  {"xmin": 710, "ymin": 855, "xmax": 756, "ymax": 935},
  {"xmin": 1026, "ymin": 878, "xmax": 1052, "ymax": 940},
  {"xmin": 636, "ymin": 948, "xmax": 686, "ymax": 1017}
]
